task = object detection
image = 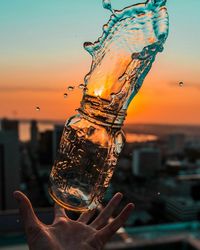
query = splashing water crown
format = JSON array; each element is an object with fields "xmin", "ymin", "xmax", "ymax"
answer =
[{"xmin": 79, "ymin": 0, "xmax": 169, "ymax": 127}]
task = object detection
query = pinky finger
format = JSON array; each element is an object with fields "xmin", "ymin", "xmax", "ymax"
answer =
[{"xmin": 97, "ymin": 203, "xmax": 134, "ymax": 244}]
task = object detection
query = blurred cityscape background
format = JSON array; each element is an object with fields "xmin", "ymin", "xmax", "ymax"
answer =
[
  {"xmin": 1, "ymin": 118, "xmax": 200, "ymax": 249},
  {"xmin": 1, "ymin": 0, "xmax": 200, "ymax": 249}
]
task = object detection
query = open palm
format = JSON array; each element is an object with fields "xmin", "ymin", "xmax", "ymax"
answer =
[{"xmin": 14, "ymin": 191, "xmax": 134, "ymax": 250}]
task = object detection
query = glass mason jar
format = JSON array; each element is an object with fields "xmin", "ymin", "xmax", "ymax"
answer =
[{"xmin": 49, "ymin": 107, "xmax": 126, "ymax": 212}]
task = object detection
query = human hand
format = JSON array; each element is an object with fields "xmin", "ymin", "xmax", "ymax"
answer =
[{"xmin": 14, "ymin": 191, "xmax": 134, "ymax": 250}]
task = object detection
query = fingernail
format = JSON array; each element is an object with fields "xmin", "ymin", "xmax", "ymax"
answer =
[
  {"xmin": 128, "ymin": 203, "xmax": 135, "ymax": 210},
  {"xmin": 13, "ymin": 192, "xmax": 20, "ymax": 203},
  {"xmin": 116, "ymin": 192, "xmax": 123, "ymax": 198}
]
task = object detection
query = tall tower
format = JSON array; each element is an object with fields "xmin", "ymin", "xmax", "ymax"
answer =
[
  {"xmin": 132, "ymin": 148, "xmax": 161, "ymax": 177},
  {"xmin": 0, "ymin": 119, "xmax": 20, "ymax": 210},
  {"xmin": 30, "ymin": 120, "xmax": 39, "ymax": 153}
]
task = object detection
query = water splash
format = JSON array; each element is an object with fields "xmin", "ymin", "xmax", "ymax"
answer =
[
  {"xmin": 102, "ymin": 0, "xmax": 113, "ymax": 12},
  {"xmin": 83, "ymin": 0, "xmax": 169, "ymax": 114},
  {"xmin": 78, "ymin": 84, "xmax": 85, "ymax": 89},
  {"xmin": 179, "ymin": 81, "xmax": 184, "ymax": 87},
  {"xmin": 83, "ymin": 86, "xmax": 88, "ymax": 92},
  {"xmin": 36, "ymin": 106, "xmax": 40, "ymax": 111},
  {"xmin": 68, "ymin": 86, "xmax": 74, "ymax": 91}
]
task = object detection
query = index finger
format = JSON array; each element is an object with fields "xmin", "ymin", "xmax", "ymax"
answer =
[{"xmin": 13, "ymin": 191, "xmax": 41, "ymax": 233}]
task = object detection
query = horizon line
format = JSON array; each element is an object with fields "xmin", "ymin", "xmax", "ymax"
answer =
[{"xmin": 1, "ymin": 117, "xmax": 200, "ymax": 127}]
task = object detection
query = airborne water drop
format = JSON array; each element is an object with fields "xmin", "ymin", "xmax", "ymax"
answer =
[
  {"xmin": 83, "ymin": 87, "xmax": 88, "ymax": 92},
  {"xmin": 111, "ymin": 93, "xmax": 115, "ymax": 99},
  {"xmin": 68, "ymin": 86, "xmax": 74, "ymax": 91},
  {"xmin": 36, "ymin": 106, "xmax": 40, "ymax": 111},
  {"xmin": 78, "ymin": 84, "xmax": 85, "ymax": 89},
  {"xmin": 179, "ymin": 82, "xmax": 184, "ymax": 87},
  {"xmin": 102, "ymin": 0, "xmax": 112, "ymax": 11}
]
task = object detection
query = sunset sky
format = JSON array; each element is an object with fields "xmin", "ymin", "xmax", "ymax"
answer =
[{"xmin": 0, "ymin": 0, "xmax": 200, "ymax": 125}]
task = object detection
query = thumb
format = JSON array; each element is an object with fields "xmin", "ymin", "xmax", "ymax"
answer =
[{"xmin": 13, "ymin": 191, "xmax": 40, "ymax": 233}]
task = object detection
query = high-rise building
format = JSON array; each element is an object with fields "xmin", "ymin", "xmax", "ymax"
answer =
[
  {"xmin": 0, "ymin": 128, "xmax": 20, "ymax": 210},
  {"xmin": 39, "ymin": 130, "xmax": 53, "ymax": 166},
  {"xmin": 52, "ymin": 125, "xmax": 63, "ymax": 161},
  {"xmin": 132, "ymin": 148, "xmax": 161, "ymax": 177},
  {"xmin": 167, "ymin": 133, "xmax": 185, "ymax": 154},
  {"xmin": 163, "ymin": 196, "xmax": 200, "ymax": 221},
  {"xmin": 1, "ymin": 119, "xmax": 19, "ymax": 136},
  {"xmin": 30, "ymin": 120, "xmax": 39, "ymax": 152}
]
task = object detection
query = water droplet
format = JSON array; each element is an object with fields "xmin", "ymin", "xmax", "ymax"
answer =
[
  {"xmin": 64, "ymin": 93, "xmax": 68, "ymax": 98},
  {"xmin": 84, "ymin": 87, "xmax": 88, "ymax": 92},
  {"xmin": 179, "ymin": 82, "xmax": 184, "ymax": 87},
  {"xmin": 68, "ymin": 86, "xmax": 74, "ymax": 91},
  {"xmin": 78, "ymin": 84, "xmax": 85, "ymax": 89},
  {"xmin": 84, "ymin": 42, "xmax": 94, "ymax": 55},
  {"xmin": 36, "ymin": 106, "xmax": 40, "ymax": 111},
  {"xmin": 157, "ymin": 192, "xmax": 161, "ymax": 196},
  {"xmin": 103, "ymin": 24, "xmax": 109, "ymax": 33},
  {"xmin": 103, "ymin": 0, "xmax": 112, "ymax": 11},
  {"xmin": 16, "ymin": 219, "xmax": 20, "ymax": 223}
]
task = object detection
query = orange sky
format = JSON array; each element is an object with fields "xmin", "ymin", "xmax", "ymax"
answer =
[
  {"xmin": 0, "ymin": 0, "xmax": 200, "ymax": 125},
  {"xmin": 0, "ymin": 58, "xmax": 200, "ymax": 125}
]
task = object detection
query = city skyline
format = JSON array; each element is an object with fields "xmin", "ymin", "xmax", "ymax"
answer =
[{"xmin": 0, "ymin": 0, "xmax": 200, "ymax": 125}]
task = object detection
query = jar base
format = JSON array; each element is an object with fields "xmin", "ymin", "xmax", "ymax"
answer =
[{"xmin": 48, "ymin": 185, "xmax": 97, "ymax": 212}]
